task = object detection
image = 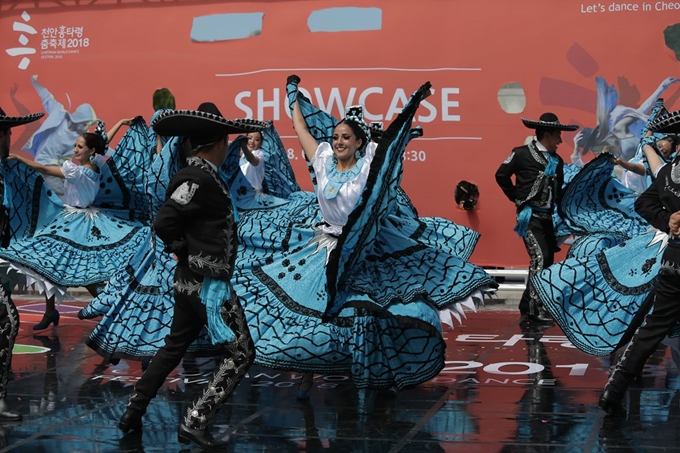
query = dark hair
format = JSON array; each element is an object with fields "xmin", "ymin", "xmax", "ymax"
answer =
[
  {"xmin": 536, "ymin": 129, "xmax": 549, "ymax": 141},
  {"xmin": 153, "ymin": 88, "xmax": 176, "ymax": 110},
  {"xmin": 660, "ymin": 134, "xmax": 679, "ymax": 151},
  {"xmin": 455, "ymin": 180, "xmax": 479, "ymax": 211},
  {"xmin": 336, "ymin": 119, "xmax": 367, "ymax": 150},
  {"xmin": 80, "ymin": 132, "xmax": 106, "ymax": 155},
  {"xmin": 247, "ymin": 131, "xmax": 264, "ymax": 141}
]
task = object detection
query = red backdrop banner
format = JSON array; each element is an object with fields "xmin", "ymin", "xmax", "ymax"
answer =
[{"xmin": 2, "ymin": 0, "xmax": 679, "ymax": 266}]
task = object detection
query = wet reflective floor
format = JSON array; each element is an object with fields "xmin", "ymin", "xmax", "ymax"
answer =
[{"xmin": 2, "ymin": 296, "xmax": 680, "ymax": 452}]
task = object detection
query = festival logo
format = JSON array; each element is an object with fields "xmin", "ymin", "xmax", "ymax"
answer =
[
  {"xmin": 5, "ymin": 11, "xmax": 37, "ymax": 70},
  {"xmin": 5, "ymin": 10, "xmax": 91, "ymax": 69},
  {"xmin": 39, "ymin": 23, "xmax": 89, "ymax": 61}
]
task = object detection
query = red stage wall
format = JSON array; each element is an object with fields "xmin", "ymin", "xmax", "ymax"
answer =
[{"xmin": 2, "ymin": 0, "xmax": 679, "ymax": 266}]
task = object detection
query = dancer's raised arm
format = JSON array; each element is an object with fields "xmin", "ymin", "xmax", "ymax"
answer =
[{"xmin": 291, "ymin": 97, "xmax": 319, "ymax": 161}]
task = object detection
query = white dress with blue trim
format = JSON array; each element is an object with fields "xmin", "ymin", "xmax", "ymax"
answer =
[
  {"xmin": 0, "ymin": 135, "xmax": 150, "ymax": 303},
  {"xmin": 233, "ymin": 84, "xmax": 496, "ymax": 389}
]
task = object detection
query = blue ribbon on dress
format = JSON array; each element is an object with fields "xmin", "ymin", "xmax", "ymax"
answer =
[
  {"xmin": 514, "ymin": 153, "xmax": 558, "ymax": 238},
  {"xmin": 199, "ymin": 277, "xmax": 236, "ymax": 344},
  {"xmin": 231, "ymin": 198, "xmax": 239, "ymax": 224}
]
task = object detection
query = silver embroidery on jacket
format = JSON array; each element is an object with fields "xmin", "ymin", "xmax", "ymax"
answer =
[
  {"xmin": 671, "ymin": 161, "xmax": 680, "ymax": 185},
  {"xmin": 660, "ymin": 259, "xmax": 680, "ymax": 276},
  {"xmin": 171, "ymin": 181, "xmax": 199, "ymax": 205},
  {"xmin": 514, "ymin": 141, "xmax": 556, "ymax": 207},
  {"xmin": 189, "ymin": 252, "xmax": 231, "ymax": 274},
  {"xmin": 503, "ymin": 152, "xmax": 515, "ymax": 164},
  {"xmin": 174, "ymin": 279, "xmax": 202, "ymax": 295}
]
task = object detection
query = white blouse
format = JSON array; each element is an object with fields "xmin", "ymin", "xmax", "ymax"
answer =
[
  {"xmin": 240, "ymin": 149, "xmax": 265, "ymax": 191},
  {"xmin": 61, "ymin": 160, "xmax": 100, "ymax": 208},
  {"xmin": 312, "ymin": 142, "xmax": 373, "ymax": 235}
]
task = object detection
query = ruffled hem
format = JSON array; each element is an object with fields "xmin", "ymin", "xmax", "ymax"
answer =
[
  {"xmin": 1, "ymin": 260, "xmax": 68, "ymax": 303},
  {"xmin": 82, "ymin": 234, "xmax": 221, "ymax": 360},
  {"xmin": 236, "ymin": 254, "xmax": 449, "ymax": 389},
  {"xmin": 533, "ymin": 231, "xmax": 664, "ymax": 355},
  {"xmin": 0, "ymin": 218, "xmax": 150, "ymax": 287},
  {"xmin": 437, "ymin": 287, "xmax": 494, "ymax": 329},
  {"xmin": 84, "ymin": 336, "xmax": 223, "ymax": 362}
]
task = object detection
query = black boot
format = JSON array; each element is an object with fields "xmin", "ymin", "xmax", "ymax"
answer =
[
  {"xmin": 0, "ymin": 398, "xmax": 21, "ymax": 422},
  {"xmin": 119, "ymin": 408, "xmax": 143, "ymax": 433},
  {"xmin": 608, "ymin": 346, "xmax": 625, "ymax": 375},
  {"xmin": 177, "ymin": 423, "xmax": 229, "ymax": 448},
  {"xmin": 598, "ymin": 389, "xmax": 626, "ymax": 416},
  {"xmin": 599, "ymin": 369, "xmax": 629, "ymax": 416}
]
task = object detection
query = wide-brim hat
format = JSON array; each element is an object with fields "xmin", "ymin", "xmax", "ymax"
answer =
[
  {"xmin": 649, "ymin": 110, "xmax": 680, "ymax": 134},
  {"xmin": 151, "ymin": 102, "xmax": 268, "ymax": 145},
  {"xmin": 0, "ymin": 106, "xmax": 44, "ymax": 129},
  {"xmin": 521, "ymin": 112, "xmax": 579, "ymax": 131}
]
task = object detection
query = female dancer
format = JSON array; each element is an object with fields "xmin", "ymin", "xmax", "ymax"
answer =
[
  {"xmin": 240, "ymin": 131, "xmax": 265, "ymax": 191},
  {"xmin": 0, "ymin": 120, "xmax": 150, "ymax": 330},
  {"xmin": 553, "ymin": 102, "xmax": 671, "ymax": 260},
  {"xmin": 615, "ymin": 99, "xmax": 674, "ymax": 194},
  {"xmin": 533, "ymin": 121, "xmax": 680, "ymax": 356},
  {"xmin": 231, "ymin": 76, "xmax": 496, "ymax": 399},
  {"xmin": 81, "ymin": 120, "xmax": 299, "ymax": 364},
  {"xmin": 600, "ymin": 110, "xmax": 680, "ymax": 415}
]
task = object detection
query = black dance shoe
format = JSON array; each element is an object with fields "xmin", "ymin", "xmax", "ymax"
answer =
[
  {"xmin": 598, "ymin": 389, "xmax": 626, "ymax": 416},
  {"xmin": 177, "ymin": 423, "xmax": 229, "ymax": 448},
  {"xmin": 33, "ymin": 311, "xmax": 59, "ymax": 331},
  {"xmin": 0, "ymin": 399, "xmax": 21, "ymax": 422},
  {"xmin": 118, "ymin": 409, "xmax": 143, "ymax": 433}
]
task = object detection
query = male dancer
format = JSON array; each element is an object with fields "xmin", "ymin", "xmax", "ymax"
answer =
[{"xmin": 0, "ymin": 106, "xmax": 45, "ymax": 420}]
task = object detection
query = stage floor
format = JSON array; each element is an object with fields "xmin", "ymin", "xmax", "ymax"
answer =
[{"xmin": 1, "ymin": 296, "xmax": 679, "ymax": 452}]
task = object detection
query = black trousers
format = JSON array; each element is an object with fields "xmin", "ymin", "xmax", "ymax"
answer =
[
  {"xmin": 614, "ymin": 289, "xmax": 656, "ymax": 351},
  {"xmin": 607, "ymin": 242, "xmax": 680, "ymax": 396},
  {"xmin": 0, "ymin": 285, "xmax": 19, "ymax": 399},
  {"xmin": 519, "ymin": 215, "xmax": 556, "ymax": 316},
  {"xmin": 128, "ymin": 265, "xmax": 255, "ymax": 430}
]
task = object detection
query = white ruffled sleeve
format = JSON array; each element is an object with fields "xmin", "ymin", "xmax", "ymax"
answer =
[
  {"xmin": 311, "ymin": 142, "xmax": 333, "ymax": 172},
  {"xmin": 252, "ymin": 149, "xmax": 264, "ymax": 166},
  {"xmin": 365, "ymin": 142, "xmax": 377, "ymax": 162},
  {"xmin": 61, "ymin": 160, "xmax": 80, "ymax": 182}
]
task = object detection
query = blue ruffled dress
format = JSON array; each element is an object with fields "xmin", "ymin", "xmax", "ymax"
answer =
[
  {"xmin": 82, "ymin": 117, "xmax": 221, "ymax": 361},
  {"xmin": 0, "ymin": 119, "xmax": 151, "ymax": 302},
  {"xmin": 533, "ymin": 229, "xmax": 665, "ymax": 355},
  {"xmin": 82, "ymin": 120, "xmax": 299, "ymax": 361},
  {"xmin": 231, "ymin": 81, "xmax": 496, "ymax": 389},
  {"xmin": 532, "ymin": 141, "xmax": 676, "ymax": 356},
  {"xmin": 557, "ymin": 153, "xmax": 649, "ymax": 260}
]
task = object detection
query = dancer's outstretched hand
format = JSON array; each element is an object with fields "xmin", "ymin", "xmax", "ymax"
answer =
[
  {"xmin": 416, "ymin": 82, "xmax": 432, "ymax": 100},
  {"xmin": 287, "ymin": 74, "xmax": 301, "ymax": 85}
]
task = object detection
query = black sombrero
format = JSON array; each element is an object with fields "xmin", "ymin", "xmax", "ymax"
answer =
[
  {"xmin": 521, "ymin": 112, "xmax": 579, "ymax": 131},
  {"xmin": 0, "ymin": 106, "xmax": 44, "ymax": 129},
  {"xmin": 649, "ymin": 110, "xmax": 680, "ymax": 134},
  {"xmin": 151, "ymin": 102, "xmax": 269, "ymax": 145}
]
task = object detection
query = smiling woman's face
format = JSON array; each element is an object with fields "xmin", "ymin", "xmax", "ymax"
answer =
[
  {"xmin": 332, "ymin": 123, "xmax": 362, "ymax": 163},
  {"xmin": 246, "ymin": 132, "xmax": 262, "ymax": 151},
  {"xmin": 73, "ymin": 136, "xmax": 93, "ymax": 164}
]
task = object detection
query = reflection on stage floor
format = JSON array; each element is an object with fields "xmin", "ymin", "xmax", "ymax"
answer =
[{"xmin": 2, "ymin": 296, "xmax": 680, "ymax": 452}]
